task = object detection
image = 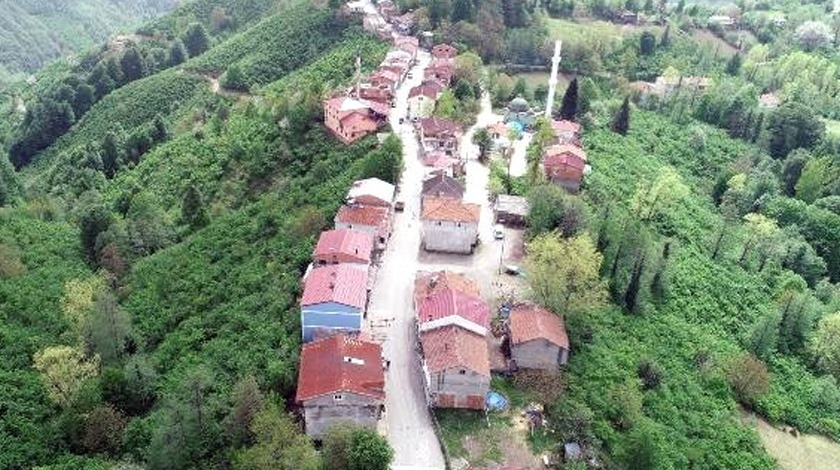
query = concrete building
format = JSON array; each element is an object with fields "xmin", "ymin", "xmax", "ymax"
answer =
[
  {"xmin": 300, "ymin": 265, "xmax": 369, "ymax": 342},
  {"xmin": 296, "ymin": 334, "xmax": 385, "ymax": 437},
  {"xmin": 421, "ymin": 197, "xmax": 480, "ymax": 254},
  {"xmin": 417, "ymin": 117, "xmax": 463, "ymax": 156},
  {"xmin": 346, "ymin": 177, "xmax": 396, "ymax": 208},
  {"xmin": 334, "ymin": 205, "xmax": 391, "ymax": 246},
  {"xmin": 419, "ymin": 325, "xmax": 490, "ymax": 409},
  {"xmin": 508, "ymin": 304, "xmax": 569, "ymax": 369},
  {"xmin": 312, "ymin": 229, "xmax": 374, "ymax": 266},
  {"xmin": 323, "ymin": 97, "xmax": 383, "ymax": 144},
  {"xmin": 408, "ymin": 80, "xmax": 444, "ymax": 118}
]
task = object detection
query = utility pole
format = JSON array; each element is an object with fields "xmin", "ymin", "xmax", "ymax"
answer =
[{"xmin": 545, "ymin": 40, "xmax": 562, "ymax": 119}]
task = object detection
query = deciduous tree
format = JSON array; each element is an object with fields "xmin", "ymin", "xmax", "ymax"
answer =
[
  {"xmin": 727, "ymin": 353, "xmax": 770, "ymax": 407},
  {"xmin": 232, "ymin": 402, "xmax": 319, "ymax": 470},
  {"xmin": 527, "ymin": 233, "xmax": 607, "ymax": 316},
  {"xmin": 811, "ymin": 312, "xmax": 840, "ymax": 381},
  {"xmin": 32, "ymin": 345, "xmax": 99, "ymax": 409},
  {"xmin": 348, "ymin": 427, "xmax": 393, "ymax": 470},
  {"xmin": 183, "ymin": 23, "xmax": 211, "ymax": 57}
]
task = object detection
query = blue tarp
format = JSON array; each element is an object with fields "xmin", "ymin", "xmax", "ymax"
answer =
[{"xmin": 485, "ymin": 391, "xmax": 508, "ymax": 411}]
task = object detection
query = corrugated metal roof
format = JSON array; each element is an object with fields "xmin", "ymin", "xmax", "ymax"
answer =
[{"xmin": 301, "ymin": 264, "xmax": 368, "ymax": 308}]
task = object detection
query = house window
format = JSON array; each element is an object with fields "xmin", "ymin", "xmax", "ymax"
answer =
[
  {"xmin": 459, "ymin": 370, "xmax": 466, "ymax": 375},
  {"xmin": 437, "ymin": 221, "xmax": 442, "ymax": 226},
  {"xmin": 334, "ymin": 394, "xmax": 344, "ymax": 401}
]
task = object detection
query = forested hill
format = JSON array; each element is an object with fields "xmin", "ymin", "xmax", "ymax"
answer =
[{"xmin": 0, "ymin": 0, "xmax": 177, "ymax": 76}]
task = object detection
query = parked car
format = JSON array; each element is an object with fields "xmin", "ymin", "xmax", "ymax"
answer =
[
  {"xmin": 394, "ymin": 201, "xmax": 405, "ymax": 212},
  {"xmin": 493, "ymin": 224, "xmax": 505, "ymax": 240},
  {"xmin": 504, "ymin": 265, "xmax": 521, "ymax": 276}
]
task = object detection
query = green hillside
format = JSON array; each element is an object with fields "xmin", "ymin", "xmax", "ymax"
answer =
[
  {"xmin": 0, "ymin": 0, "xmax": 392, "ymax": 466},
  {"xmin": 0, "ymin": 0, "xmax": 176, "ymax": 75}
]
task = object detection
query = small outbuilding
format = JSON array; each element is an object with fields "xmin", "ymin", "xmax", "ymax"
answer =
[
  {"xmin": 508, "ymin": 304, "xmax": 569, "ymax": 369},
  {"xmin": 346, "ymin": 177, "xmax": 396, "ymax": 207},
  {"xmin": 494, "ymin": 194, "xmax": 530, "ymax": 227}
]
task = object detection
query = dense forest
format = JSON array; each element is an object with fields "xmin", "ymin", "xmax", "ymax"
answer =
[
  {"xmin": 0, "ymin": 0, "xmax": 176, "ymax": 76},
  {"xmin": 5, "ymin": 0, "xmax": 840, "ymax": 468}
]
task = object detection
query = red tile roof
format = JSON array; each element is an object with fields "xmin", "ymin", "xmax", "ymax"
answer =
[
  {"xmin": 421, "ymin": 196, "xmax": 480, "ymax": 223},
  {"xmin": 415, "ymin": 271, "xmax": 481, "ymax": 300},
  {"xmin": 417, "ymin": 288, "xmax": 490, "ymax": 329},
  {"xmin": 431, "ymin": 43, "xmax": 458, "ymax": 59},
  {"xmin": 313, "ymin": 229, "xmax": 374, "ymax": 264},
  {"xmin": 544, "ymin": 144, "xmax": 587, "ymax": 161},
  {"xmin": 335, "ymin": 205, "xmax": 389, "ymax": 227},
  {"xmin": 418, "ymin": 117, "xmax": 462, "ymax": 137},
  {"xmin": 509, "ymin": 304, "xmax": 569, "ymax": 349},
  {"xmin": 409, "ymin": 81, "xmax": 444, "ymax": 100},
  {"xmin": 420, "ymin": 326, "xmax": 490, "ymax": 376},
  {"xmin": 551, "ymin": 119, "xmax": 581, "ymax": 134},
  {"xmin": 301, "ymin": 264, "xmax": 368, "ymax": 309},
  {"xmin": 296, "ymin": 334, "xmax": 384, "ymax": 402}
]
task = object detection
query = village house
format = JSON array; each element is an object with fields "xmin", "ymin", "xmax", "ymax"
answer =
[
  {"xmin": 494, "ymin": 194, "xmax": 530, "ymax": 227},
  {"xmin": 759, "ymin": 92, "xmax": 781, "ymax": 109},
  {"xmin": 300, "ymin": 264, "xmax": 369, "ymax": 342},
  {"xmin": 652, "ymin": 75, "xmax": 711, "ymax": 98},
  {"xmin": 296, "ymin": 333, "xmax": 385, "ymax": 437},
  {"xmin": 377, "ymin": 0, "xmax": 398, "ymax": 19},
  {"xmin": 551, "ymin": 119, "xmax": 582, "ymax": 145},
  {"xmin": 313, "ymin": 229, "xmax": 374, "ymax": 266},
  {"xmin": 334, "ymin": 205, "xmax": 391, "ymax": 246},
  {"xmin": 424, "ymin": 59, "xmax": 454, "ymax": 87},
  {"xmin": 358, "ymin": 82, "xmax": 392, "ymax": 105},
  {"xmin": 394, "ymin": 36, "xmax": 419, "ymax": 62},
  {"xmin": 488, "ymin": 122, "xmax": 510, "ymax": 142},
  {"xmin": 415, "ymin": 284, "xmax": 490, "ymax": 336},
  {"xmin": 617, "ymin": 10, "xmax": 638, "ymax": 24},
  {"xmin": 708, "ymin": 14, "xmax": 735, "ymax": 28},
  {"xmin": 422, "ymin": 172, "xmax": 465, "ymax": 200},
  {"xmin": 414, "ymin": 271, "xmax": 489, "ymax": 333},
  {"xmin": 408, "ymin": 80, "xmax": 444, "ymax": 118},
  {"xmin": 419, "ymin": 325, "xmax": 490, "ymax": 409},
  {"xmin": 346, "ymin": 177, "xmax": 396, "ymax": 207},
  {"xmin": 417, "ymin": 117, "xmax": 463, "ymax": 156},
  {"xmin": 507, "ymin": 304, "xmax": 569, "ymax": 369},
  {"xmin": 421, "ymin": 196, "xmax": 480, "ymax": 254},
  {"xmin": 431, "ymin": 43, "xmax": 458, "ymax": 60},
  {"xmin": 422, "ymin": 152, "xmax": 463, "ymax": 177},
  {"xmin": 392, "ymin": 12, "xmax": 416, "ymax": 36},
  {"xmin": 323, "ymin": 96, "xmax": 385, "ymax": 144},
  {"xmin": 543, "ymin": 145, "xmax": 587, "ymax": 194},
  {"xmin": 370, "ymin": 68, "xmax": 400, "ymax": 91}
]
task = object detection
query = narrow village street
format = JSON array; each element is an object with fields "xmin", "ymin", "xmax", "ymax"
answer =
[{"xmin": 365, "ymin": 51, "xmax": 448, "ymax": 469}]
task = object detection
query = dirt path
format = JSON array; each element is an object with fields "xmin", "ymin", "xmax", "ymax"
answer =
[{"xmin": 740, "ymin": 409, "xmax": 840, "ymax": 469}]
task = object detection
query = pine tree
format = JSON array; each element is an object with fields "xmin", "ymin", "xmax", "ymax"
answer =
[
  {"xmin": 181, "ymin": 185, "xmax": 209, "ymax": 230},
  {"xmin": 183, "ymin": 23, "xmax": 211, "ymax": 57},
  {"xmin": 612, "ymin": 97, "xmax": 631, "ymax": 135},
  {"xmin": 660, "ymin": 24, "xmax": 671, "ymax": 48},
  {"xmin": 559, "ymin": 78, "xmax": 579, "ymax": 121},
  {"xmin": 167, "ymin": 39, "xmax": 189, "ymax": 67},
  {"xmin": 726, "ymin": 53, "xmax": 742, "ymax": 76},
  {"xmin": 120, "ymin": 48, "xmax": 147, "ymax": 83}
]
